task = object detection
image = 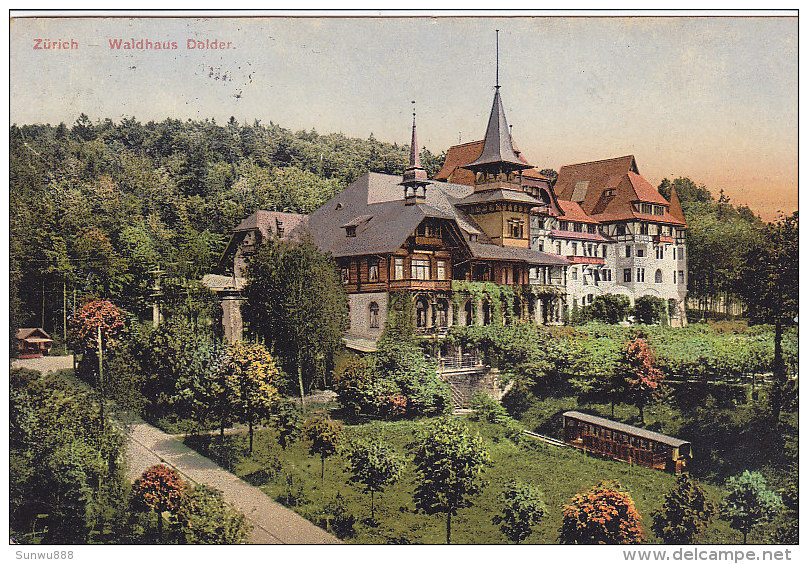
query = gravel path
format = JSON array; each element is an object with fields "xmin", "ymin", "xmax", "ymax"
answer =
[{"xmin": 12, "ymin": 355, "xmax": 340, "ymax": 545}]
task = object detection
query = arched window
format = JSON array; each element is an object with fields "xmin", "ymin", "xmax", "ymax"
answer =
[
  {"xmin": 482, "ymin": 299, "xmax": 491, "ymax": 326},
  {"xmin": 435, "ymin": 299, "xmax": 448, "ymax": 328},
  {"xmin": 416, "ymin": 299, "xmax": 428, "ymax": 328},
  {"xmin": 655, "ymin": 269, "xmax": 663, "ymax": 284},
  {"xmin": 369, "ymin": 302, "xmax": 379, "ymax": 329},
  {"xmin": 464, "ymin": 300, "xmax": 473, "ymax": 326}
]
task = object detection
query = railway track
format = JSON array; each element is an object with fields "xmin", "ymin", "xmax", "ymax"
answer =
[{"xmin": 522, "ymin": 429, "xmax": 567, "ymax": 448}]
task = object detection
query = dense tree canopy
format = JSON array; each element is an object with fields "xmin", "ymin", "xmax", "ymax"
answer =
[
  {"xmin": 10, "ymin": 117, "xmax": 441, "ymax": 345},
  {"xmin": 242, "ymin": 237, "xmax": 348, "ymax": 401}
]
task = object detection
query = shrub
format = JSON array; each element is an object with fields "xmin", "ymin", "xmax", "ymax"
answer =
[
  {"xmin": 176, "ymin": 485, "xmax": 252, "ymax": 544},
  {"xmin": 319, "ymin": 493, "xmax": 356, "ymax": 539},
  {"xmin": 560, "ymin": 480, "xmax": 644, "ymax": 544}
]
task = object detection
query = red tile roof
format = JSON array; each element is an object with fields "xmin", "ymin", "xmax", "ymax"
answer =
[
  {"xmin": 556, "ymin": 199, "xmax": 599, "ymax": 224},
  {"xmin": 435, "ymin": 140, "xmax": 550, "ymax": 185},
  {"xmin": 555, "ymin": 155, "xmax": 686, "ymax": 227}
]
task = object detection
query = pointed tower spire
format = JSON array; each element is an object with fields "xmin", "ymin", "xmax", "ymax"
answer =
[
  {"xmin": 401, "ymin": 100, "xmax": 428, "ymax": 204},
  {"xmin": 668, "ymin": 184, "xmax": 687, "ymax": 225},
  {"xmin": 465, "ymin": 30, "xmax": 531, "ymax": 177}
]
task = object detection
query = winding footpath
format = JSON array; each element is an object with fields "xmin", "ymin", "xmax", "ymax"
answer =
[{"xmin": 11, "ymin": 356, "xmax": 339, "ymax": 545}]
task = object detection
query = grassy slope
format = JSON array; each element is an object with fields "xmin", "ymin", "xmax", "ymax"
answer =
[{"xmin": 185, "ymin": 413, "xmax": 749, "ymax": 545}]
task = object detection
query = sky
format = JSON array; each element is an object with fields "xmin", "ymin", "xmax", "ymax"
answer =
[{"xmin": 9, "ymin": 14, "xmax": 797, "ymax": 221}]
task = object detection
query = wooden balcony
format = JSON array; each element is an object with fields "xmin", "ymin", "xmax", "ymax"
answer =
[
  {"xmin": 388, "ymin": 279, "xmax": 452, "ymax": 291},
  {"xmin": 566, "ymin": 255, "xmax": 605, "ymax": 265},
  {"xmin": 653, "ymin": 235, "xmax": 676, "ymax": 245},
  {"xmin": 414, "ymin": 236, "xmax": 443, "ymax": 247}
]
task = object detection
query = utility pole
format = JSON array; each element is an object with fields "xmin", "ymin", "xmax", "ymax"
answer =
[
  {"xmin": 63, "ymin": 282, "xmax": 67, "ymax": 347},
  {"xmin": 97, "ymin": 324, "xmax": 104, "ymax": 433},
  {"xmin": 150, "ymin": 269, "xmax": 163, "ymax": 327}
]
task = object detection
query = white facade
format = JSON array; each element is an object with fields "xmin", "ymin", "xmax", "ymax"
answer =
[{"xmin": 531, "ymin": 213, "xmax": 688, "ymax": 326}]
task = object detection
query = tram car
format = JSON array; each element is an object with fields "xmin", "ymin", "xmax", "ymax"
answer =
[{"xmin": 562, "ymin": 411, "xmax": 692, "ymax": 473}]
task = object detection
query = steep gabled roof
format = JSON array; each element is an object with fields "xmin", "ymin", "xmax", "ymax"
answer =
[
  {"xmin": 556, "ymin": 155, "xmax": 639, "ymax": 208},
  {"xmin": 555, "ymin": 155, "xmax": 686, "ymax": 227},
  {"xmin": 16, "ymin": 328, "xmax": 52, "ymax": 341},
  {"xmin": 295, "ymin": 172, "xmax": 565, "ymax": 266}
]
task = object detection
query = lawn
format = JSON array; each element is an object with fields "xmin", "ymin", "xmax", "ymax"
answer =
[{"xmin": 184, "ymin": 411, "xmax": 752, "ymax": 544}]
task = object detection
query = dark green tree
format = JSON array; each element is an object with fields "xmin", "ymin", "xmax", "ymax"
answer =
[
  {"xmin": 492, "ymin": 481, "xmax": 546, "ymax": 543},
  {"xmin": 345, "ymin": 439, "xmax": 404, "ymax": 522},
  {"xmin": 586, "ymin": 293, "xmax": 631, "ymax": 324},
  {"xmin": 302, "ymin": 414, "xmax": 343, "ymax": 486},
  {"xmin": 410, "ymin": 418, "xmax": 490, "ymax": 544},
  {"xmin": 734, "ymin": 212, "xmax": 798, "ymax": 425},
  {"xmin": 274, "ymin": 399, "xmax": 302, "ymax": 449},
  {"xmin": 651, "ymin": 474, "xmax": 715, "ymax": 544},
  {"xmin": 243, "ymin": 237, "xmax": 348, "ymax": 404},
  {"xmin": 632, "ymin": 295, "xmax": 667, "ymax": 325},
  {"xmin": 719, "ymin": 470, "xmax": 782, "ymax": 544}
]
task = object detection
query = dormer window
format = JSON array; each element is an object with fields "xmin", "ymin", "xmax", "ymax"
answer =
[
  {"xmin": 573, "ymin": 223, "xmax": 582, "ymax": 233},
  {"xmin": 346, "ymin": 226, "xmax": 356, "ymax": 237},
  {"xmin": 559, "ymin": 220, "xmax": 569, "ymax": 231}
]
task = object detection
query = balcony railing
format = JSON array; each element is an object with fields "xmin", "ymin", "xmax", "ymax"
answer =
[
  {"xmin": 653, "ymin": 235, "xmax": 676, "ymax": 245},
  {"xmin": 438, "ymin": 354, "xmax": 481, "ymax": 370},
  {"xmin": 388, "ymin": 279, "xmax": 452, "ymax": 291},
  {"xmin": 414, "ymin": 236, "xmax": 443, "ymax": 247},
  {"xmin": 415, "ymin": 325, "xmax": 450, "ymax": 337},
  {"xmin": 566, "ymin": 255, "xmax": 605, "ymax": 265}
]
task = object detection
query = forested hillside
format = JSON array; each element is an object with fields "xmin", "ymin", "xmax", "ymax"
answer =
[
  {"xmin": 9, "ymin": 114, "xmax": 791, "ymax": 345},
  {"xmin": 9, "ymin": 115, "xmax": 445, "ymax": 338}
]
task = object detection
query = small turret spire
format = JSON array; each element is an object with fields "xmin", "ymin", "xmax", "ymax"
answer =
[{"xmin": 401, "ymin": 100, "xmax": 428, "ymax": 203}]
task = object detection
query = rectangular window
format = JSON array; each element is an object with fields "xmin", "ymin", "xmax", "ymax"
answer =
[
  {"xmin": 394, "ymin": 258, "xmax": 404, "ymax": 280},
  {"xmin": 538, "ymin": 242, "xmax": 544, "ymax": 252},
  {"xmin": 639, "ymin": 223, "xmax": 649, "ymax": 235},
  {"xmin": 679, "ymin": 270, "xmax": 685, "ymax": 285},
  {"xmin": 437, "ymin": 260, "xmax": 447, "ymax": 280},
  {"xmin": 673, "ymin": 271, "xmax": 677, "ymax": 284},
  {"xmin": 625, "ymin": 245, "xmax": 632, "ymax": 258},
  {"xmin": 617, "ymin": 224, "xmax": 626, "ymax": 236},
  {"xmin": 559, "ymin": 220, "xmax": 569, "ymax": 231},
  {"xmin": 656, "ymin": 246, "xmax": 664, "ymax": 260},
  {"xmin": 642, "ymin": 203, "xmax": 653, "ymax": 214},
  {"xmin": 341, "ymin": 267, "xmax": 350, "ymax": 284},
  {"xmin": 573, "ymin": 223, "xmax": 582, "ymax": 233},
  {"xmin": 672, "ymin": 247, "xmax": 677, "ymax": 260},
  {"xmin": 368, "ymin": 261, "xmax": 379, "ymax": 282},
  {"xmin": 508, "ymin": 219, "xmax": 525, "ymax": 238},
  {"xmin": 411, "ymin": 258, "xmax": 430, "ymax": 280},
  {"xmin": 637, "ymin": 268, "xmax": 645, "ymax": 282},
  {"xmin": 637, "ymin": 247, "xmax": 645, "ymax": 258},
  {"xmin": 556, "ymin": 242, "xmax": 562, "ymax": 255},
  {"xmin": 571, "ymin": 242, "xmax": 578, "ymax": 256},
  {"xmin": 624, "ymin": 268, "xmax": 632, "ymax": 283},
  {"xmin": 602, "ymin": 245, "xmax": 608, "ymax": 258},
  {"xmin": 587, "ymin": 224, "xmax": 596, "ymax": 234}
]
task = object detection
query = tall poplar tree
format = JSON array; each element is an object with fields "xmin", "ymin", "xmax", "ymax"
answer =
[{"xmin": 242, "ymin": 237, "xmax": 348, "ymax": 404}]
